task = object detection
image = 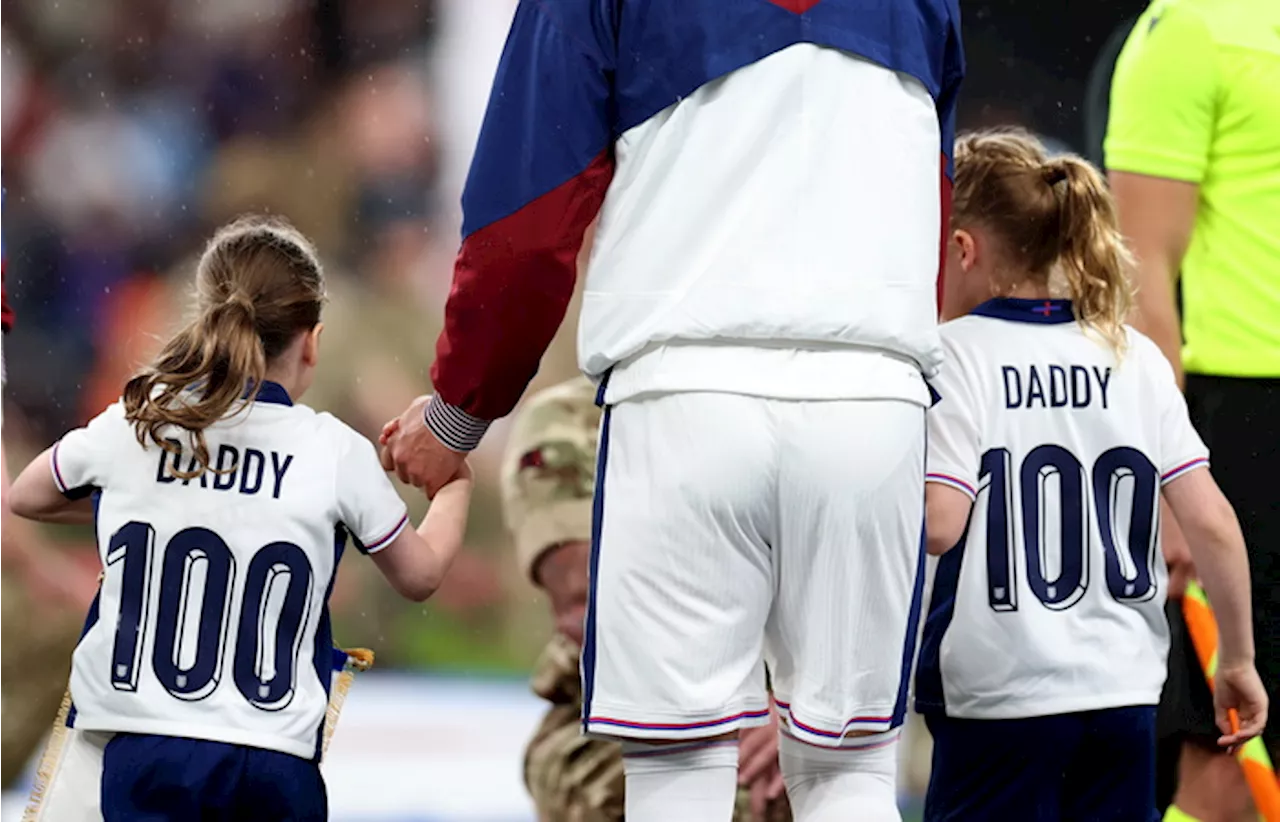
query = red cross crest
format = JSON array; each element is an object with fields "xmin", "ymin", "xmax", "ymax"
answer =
[{"xmin": 767, "ymin": 0, "xmax": 824, "ymax": 13}]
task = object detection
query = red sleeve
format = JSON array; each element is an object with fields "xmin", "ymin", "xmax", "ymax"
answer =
[
  {"xmin": 2, "ymin": 270, "xmax": 13, "ymax": 334},
  {"xmin": 0, "ymin": 184, "xmax": 10, "ymax": 330},
  {"xmin": 422, "ymin": 1, "xmax": 617, "ymax": 452},
  {"xmin": 431, "ymin": 151, "xmax": 613, "ymax": 424}
]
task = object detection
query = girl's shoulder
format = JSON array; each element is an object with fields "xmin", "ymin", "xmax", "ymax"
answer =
[{"xmin": 307, "ymin": 410, "xmax": 382, "ymax": 459}]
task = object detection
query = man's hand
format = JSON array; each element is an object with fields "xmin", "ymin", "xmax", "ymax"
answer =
[
  {"xmin": 379, "ymin": 396, "xmax": 467, "ymax": 497},
  {"xmin": 739, "ymin": 702, "xmax": 786, "ymax": 819},
  {"xmin": 1214, "ymin": 663, "xmax": 1268, "ymax": 751}
]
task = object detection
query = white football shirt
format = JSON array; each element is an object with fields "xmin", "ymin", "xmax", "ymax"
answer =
[
  {"xmin": 917, "ymin": 298, "xmax": 1209, "ymax": 720},
  {"xmin": 52, "ymin": 382, "xmax": 409, "ymax": 759}
]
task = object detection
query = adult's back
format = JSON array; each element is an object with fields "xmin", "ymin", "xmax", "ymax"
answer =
[
  {"xmin": 412, "ymin": 0, "xmax": 966, "ymax": 449},
  {"xmin": 381, "ymin": 3, "xmax": 966, "ymax": 820}
]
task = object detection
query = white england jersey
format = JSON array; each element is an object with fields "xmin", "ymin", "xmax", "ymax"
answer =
[
  {"xmin": 51, "ymin": 382, "xmax": 409, "ymax": 759},
  {"xmin": 916, "ymin": 298, "xmax": 1209, "ymax": 720}
]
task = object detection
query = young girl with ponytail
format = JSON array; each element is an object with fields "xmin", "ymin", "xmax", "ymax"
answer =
[
  {"xmin": 8, "ymin": 216, "xmax": 473, "ymax": 821},
  {"xmin": 916, "ymin": 129, "xmax": 1267, "ymax": 821}
]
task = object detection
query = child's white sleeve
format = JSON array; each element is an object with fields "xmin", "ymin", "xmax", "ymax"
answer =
[
  {"xmin": 1151, "ymin": 352, "xmax": 1210, "ymax": 485},
  {"xmin": 51, "ymin": 402, "xmax": 126, "ymax": 497},
  {"xmin": 926, "ymin": 341, "xmax": 983, "ymax": 500},
  {"xmin": 334, "ymin": 428, "xmax": 410, "ymax": 555}
]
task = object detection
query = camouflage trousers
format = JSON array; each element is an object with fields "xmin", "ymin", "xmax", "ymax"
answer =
[{"xmin": 1, "ymin": 574, "xmax": 81, "ymax": 787}]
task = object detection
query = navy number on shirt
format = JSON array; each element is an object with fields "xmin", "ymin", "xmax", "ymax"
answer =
[
  {"xmin": 106, "ymin": 521, "xmax": 156, "ymax": 691},
  {"xmin": 107, "ymin": 522, "xmax": 315, "ymax": 709},
  {"xmin": 1093, "ymin": 447, "xmax": 1160, "ymax": 603},
  {"xmin": 152, "ymin": 528, "xmax": 236, "ymax": 700},
  {"xmin": 234, "ymin": 542, "xmax": 314, "ymax": 710},
  {"xmin": 979, "ymin": 445, "xmax": 1160, "ymax": 611}
]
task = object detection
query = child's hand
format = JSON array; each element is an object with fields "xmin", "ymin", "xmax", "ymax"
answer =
[
  {"xmin": 1214, "ymin": 662, "xmax": 1268, "ymax": 750},
  {"xmin": 427, "ymin": 461, "xmax": 473, "ymax": 501},
  {"xmin": 379, "ymin": 418, "xmax": 400, "ymax": 446}
]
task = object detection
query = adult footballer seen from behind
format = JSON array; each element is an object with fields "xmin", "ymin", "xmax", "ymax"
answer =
[
  {"xmin": 383, "ymin": 2, "xmax": 965, "ymax": 819},
  {"xmin": 499, "ymin": 376, "xmax": 791, "ymax": 822}
]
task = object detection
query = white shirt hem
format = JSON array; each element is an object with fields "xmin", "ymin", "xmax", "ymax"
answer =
[
  {"xmin": 939, "ymin": 689, "xmax": 1162, "ymax": 720},
  {"xmin": 603, "ymin": 343, "xmax": 931, "ymax": 407},
  {"xmin": 70, "ymin": 715, "xmax": 318, "ymax": 760}
]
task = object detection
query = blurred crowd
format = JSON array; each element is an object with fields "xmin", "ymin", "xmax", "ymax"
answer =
[
  {"xmin": 1, "ymin": 0, "xmax": 587, "ymax": 676},
  {"xmin": 0, "ymin": 0, "xmax": 1145, "ymax": 680}
]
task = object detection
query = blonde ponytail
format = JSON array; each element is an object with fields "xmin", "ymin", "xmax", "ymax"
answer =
[
  {"xmin": 1044, "ymin": 156, "xmax": 1134, "ymax": 354},
  {"xmin": 122, "ymin": 216, "xmax": 325, "ymax": 478},
  {"xmin": 952, "ymin": 128, "xmax": 1134, "ymax": 355}
]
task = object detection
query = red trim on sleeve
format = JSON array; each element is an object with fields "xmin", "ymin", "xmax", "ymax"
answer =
[
  {"xmin": 431, "ymin": 150, "xmax": 615, "ymax": 421},
  {"xmin": 1161, "ymin": 457, "xmax": 1209, "ymax": 483},
  {"xmin": 936, "ymin": 154, "xmax": 952, "ymax": 319},
  {"xmin": 2, "ymin": 266, "xmax": 13, "ymax": 333}
]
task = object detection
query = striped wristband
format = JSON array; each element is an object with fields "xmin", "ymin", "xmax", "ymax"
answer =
[{"xmin": 423, "ymin": 396, "xmax": 491, "ymax": 453}]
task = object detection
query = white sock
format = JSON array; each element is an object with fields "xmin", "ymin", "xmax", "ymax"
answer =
[
  {"xmin": 621, "ymin": 738, "xmax": 739, "ymax": 822},
  {"xmin": 778, "ymin": 729, "xmax": 901, "ymax": 822}
]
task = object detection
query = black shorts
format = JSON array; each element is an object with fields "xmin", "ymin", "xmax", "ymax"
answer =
[{"xmin": 1156, "ymin": 374, "xmax": 1280, "ymax": 804}]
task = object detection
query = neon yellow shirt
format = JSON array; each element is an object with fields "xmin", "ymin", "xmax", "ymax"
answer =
[{"xmin": 1106, "ymin": 0, "xmax": 1280, "ymax": 378}]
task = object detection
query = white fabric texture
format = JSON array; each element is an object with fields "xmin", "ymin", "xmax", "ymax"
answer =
[
  {"xmin": 584, "ymin": 392, "xmax": 925, "ymax": 746},
  {"xmin": 778, "ymin": 731, "xmax": 901, "ymax": 822},
  {"xmin": 621, "ymin": 739, "xmax": 740, "ymax": 822},
  {"xmin": 582, "ymin": 43, "xmax": 945, "ymax": 395}
]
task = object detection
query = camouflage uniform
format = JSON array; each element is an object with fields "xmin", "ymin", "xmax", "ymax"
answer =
[
  {"xmin": 503, "ymin": 377, "xmax": 791, "ymax": 822},
  {"xmin": 0, "ymin": 574, "xmax": 81, "ymax": 786}
]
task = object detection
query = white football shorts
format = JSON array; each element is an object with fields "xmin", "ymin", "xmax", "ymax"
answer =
[
  {"xmin": 24, "ymin": 726, "xmax": 110, "ymax": 821},
  {"xmin": 581, "ymin": 391, "xmax": 927, "ymax": 748}
]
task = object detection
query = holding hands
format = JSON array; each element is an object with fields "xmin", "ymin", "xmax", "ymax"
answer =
[{"xmin": 380, "ymin": 396, "xmax": 470, "ymax": 496}]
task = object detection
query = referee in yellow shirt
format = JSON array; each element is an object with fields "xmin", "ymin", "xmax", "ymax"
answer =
[{"xmin": 1107, "ymin": 0, "xmax": 1280, "ymax": 820}]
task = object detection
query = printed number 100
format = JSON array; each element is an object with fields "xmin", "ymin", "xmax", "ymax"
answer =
[
  {"xmin": 106, "ymin": 521, "xmax": 314, "ymax": 710},
  {"xmin": 979, "ymin": 445, "xmax": 1160, "ymax": 611}
]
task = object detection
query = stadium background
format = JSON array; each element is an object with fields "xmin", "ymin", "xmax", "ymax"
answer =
[{"xmin": 0, "ymin": 0, "xmax": 1148, "ymax": 818}]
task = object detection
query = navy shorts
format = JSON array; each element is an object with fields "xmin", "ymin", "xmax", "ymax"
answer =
[
  {"xmin": 924, "ymin": 706, "xmax": 1159, "ymax": 822},
  {"xmin": 101, "ymin": 734, "xmax": 327, "ymax": 822}
]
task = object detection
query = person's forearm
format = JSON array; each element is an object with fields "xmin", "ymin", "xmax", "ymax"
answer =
[
  {"xmin": 427, "ymin": 151, "xmax": 614, "ymax": 452},
  {"xmin": 1108, "ymin": 171, "xmax": 1198, "ymax": 386},
  {"xmin": 28, "ymin": 497, "xmax": 97, "ymax": 525},
  {"xmin": 1131, "ymin": 255, "xmax": 1185, "ymax": 387},
  {"xmin": 10, "ymin": 448, "xmax": 93, "ymax": 523},
  {"xmin": 1160, "ymin": 497, "xmax": 1193, "ymax": 594},
  {"xmin": 428, "ymin": 239, "xmax": 599, "ymax": 449},
  {"xmin": 1180, "ymin": 504, "xmax": 1255, "ymax": 666},
  {"xmin": 415, "ymin": 478, "xmax": 473, "ymax": 592}
]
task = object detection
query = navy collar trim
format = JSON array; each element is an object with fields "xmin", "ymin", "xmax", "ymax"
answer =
[
  {"xmin": 250, "ymin": 381, "xmax": 293, "ymax": 406},
  {"xmin": 971, "ymin": 298, "xmax": 1075, "ymax": 325}
]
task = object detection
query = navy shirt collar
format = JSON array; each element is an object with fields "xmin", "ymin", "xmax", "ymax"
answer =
[
  {"xmin": 250, "ymin": 380, "xmax": 293, "ymax": 406},
  {"xmin": 971, "ymin": 298, "xmax": 1075, "ymax": 324}
]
